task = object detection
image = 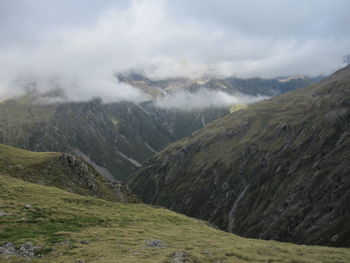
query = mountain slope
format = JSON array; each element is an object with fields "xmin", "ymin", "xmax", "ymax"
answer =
[
  {"xmin": 0, "ymin": 96, "xmax": 229, "ymax": 180},
  {"xmin": 1, "ymin": 174, "xmax": 350, "ymax": 262},
  {"xmin": 128, "ymin": 66, "xmax": 350, "ymax": 247},
  {"xmin": 0, "ymin": 98, "xmax": 173, "ymax": 180},
  {"xmin": 0, "ymin": 74, "xmax": 318, "ymax": 181},
  {"xmin": 0, "ymin": 144, "xmax": 137, "ymax": 203}
]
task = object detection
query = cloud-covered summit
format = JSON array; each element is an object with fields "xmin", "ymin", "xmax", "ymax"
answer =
[{"xmin": 0, "ymin": 0, "xmax": 349, "ymax": 102}]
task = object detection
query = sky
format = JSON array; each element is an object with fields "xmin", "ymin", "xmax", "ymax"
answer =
[{"xmin": 0, "ymin": 0, "xmax": 349, "ymax": 102}]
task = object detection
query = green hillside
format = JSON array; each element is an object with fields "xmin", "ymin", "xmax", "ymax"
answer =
[
  {"xmin": 0, "ymin": 144, "xmax": 137, "ymax": 203},
  {"xmin": 1, "ymin": 174, "xmax": 350, "ymax": 262},
  {"xmin": 0, "ymin": 73, "xmax": 317, "ymax": 181},
  {"xmin": 0, "ymin": 96, "xmax": 228, "ymax": 181},
  {"xmin": 0, "ymin": 98, "xmax": 173, "ymax": 180},
  {"xmin": 129, "ymin": 66, "xmax": 350, "ymax": 246}
]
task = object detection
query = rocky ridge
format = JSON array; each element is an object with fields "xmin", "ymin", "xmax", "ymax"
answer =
[{"xmin": 0, "ymin": 143, "xmax": 137, "ymax": 203}]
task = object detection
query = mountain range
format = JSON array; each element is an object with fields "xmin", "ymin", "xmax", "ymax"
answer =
[
  {"xmin": 129, "ymin": 66, "xmax": 350, "ymax": 247},
  {"xmin": 1, "ymin": 144, "xmax": 349, "ymax": 262},
  {"xmin": 0, "ymin": 74, "xmax": 318, "ymax": 180},
  {"xmin": 1, "ymin": 67, "xmax": 349, "ymax": 263}
]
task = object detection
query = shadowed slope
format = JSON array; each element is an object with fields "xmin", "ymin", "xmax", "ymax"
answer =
[{"xmin": 129, "ymin": 66, "xmax": 350, "ymax": 246}]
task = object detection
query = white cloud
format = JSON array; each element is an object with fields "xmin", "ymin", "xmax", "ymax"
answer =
[
  {"xmin": 155, "ymin": 89, "xmax": 268, "ymax": 111},
  {"xmin": 0, "ymin": 0, "xmax": 349, "ymax": 102}
]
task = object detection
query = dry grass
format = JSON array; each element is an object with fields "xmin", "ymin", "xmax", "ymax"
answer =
[{"xmin": 1, "ymin": 174, "xmax": 349, "ymax": 263}]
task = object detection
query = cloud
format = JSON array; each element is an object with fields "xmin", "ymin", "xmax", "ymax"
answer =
[
  {"xmin": 0, "ymin": 0, "xmax": 349, "ymax": 102},
  {"xmin": 154, "ymin": 89, "xmax": 268, "ymax": 111}
]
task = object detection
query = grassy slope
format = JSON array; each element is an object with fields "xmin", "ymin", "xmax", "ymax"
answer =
[
  {"xmin": 0, "ymin": 75, "xmax": 315, "ymax": 181},
  {"xmin": 0, "ymin": 97, "xmax": 55, "ymax": 150},
  {"xmin": 0, "ymin": 98, "xmax": 173, "ymax": 180},
  {"xmin": 0, "ymin": 144, "xmax": 137, "ymax": 203},
  {"xmin": 0, "ymin": 96, "xmax": 228, "ymax": 180},
  {"xmin": 128, "ymin": 66, "xmax": 350, "ymax": 246},
  {"xmin": 0, "ymin": 143, "xmax": 59, "ymax": 171},
  {"xmin": 1, "ymin": 175, "xmax": 350, "ymax": 263}
]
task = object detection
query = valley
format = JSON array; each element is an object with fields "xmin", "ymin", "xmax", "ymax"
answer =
[
  {"xmin": 0, "ymin": 74, "xmax": 316, "ymax": 181},
  {"xmin": 129, "ymin": 66, "xmax": 350, "ymax": 247},
  {"xmin": 1, "ymin": 1, "xmax": 349, "ymax": 261}
]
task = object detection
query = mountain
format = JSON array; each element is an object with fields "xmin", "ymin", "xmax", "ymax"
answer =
[
  {"xmin": 128, "ymin": 66, "xmax": 350, "ymax": 247},
  {"xmin": 0, "ymin": 74, "xmax": 320, "ymax": 181},
  {"xmin": 1, "ymin": 172, "xmax": 350, "ymax": 262},
  {"xmin": 0, "ymin": 143, "xmax": 137, "ymax": 203},
  {"xmin": 0, "ymin": 96, "xmax": 228, "ymax": 180},
  {"xmin": 119, "ymin": 72, "xmax": 322, "ymax": 97}
]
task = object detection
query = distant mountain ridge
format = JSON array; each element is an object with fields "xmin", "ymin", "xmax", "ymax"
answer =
[
  {"xmin": 0, "ymin": 73, "xmax": 320, "ymax": 180},
  {"xmin": 128, "ymin": 66, "xmax": 350, "ymax": 247},
  {"xmin": 118, "ymin": 72, "xmax": 323, "ymax": 98}
]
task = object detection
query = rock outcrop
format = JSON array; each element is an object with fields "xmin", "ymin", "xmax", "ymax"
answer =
[{"xmin": 0, "ymin": 143, "xmax": 138, "ymax": 203}]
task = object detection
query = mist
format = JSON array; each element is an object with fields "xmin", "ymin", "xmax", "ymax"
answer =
[
  {"xmin": 154, "ymin": 89, "xmax": 268, "ymax": 111},
  {"xmin": 0, "ymin": 0, "xmax": 349, "ymax": 103}
]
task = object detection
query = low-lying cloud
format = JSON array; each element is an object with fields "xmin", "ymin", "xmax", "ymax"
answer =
[
  {"xmin": 155, "ymin": 89, "xmax": 268, "ymax": 111},
  {"xmin": 0, "ymin": 0, "xmax": 349, "ymax": 103}
]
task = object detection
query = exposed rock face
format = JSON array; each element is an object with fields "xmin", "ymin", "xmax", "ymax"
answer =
[
  {"xmin": 57, "ymin": 153, "xmax": 138, "ymax": 203},
  {"xmin": 128, "ymin": 66, "xmax": 350, "ymax": 247}
]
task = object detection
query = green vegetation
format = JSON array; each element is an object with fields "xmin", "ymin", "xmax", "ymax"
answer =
[
  {"xmin": 0, "ymin": 73, "xmax": 318, "ymax": 181},
  {"xmin": 229, "ymin": 104, "xmax": 247, "ymax": 113},
  {"xmin": 0, "ymin": 97, "xmax": 174, "ymax": 180},
  {"xmin": 0, "ymin": 143, "xmax": 59, "ymax": 175},
  {"xmin": 129, "ymin": 66, "xmax": 350, "ymax": 246},
  {"xmin": 0, "ymin": 143, "xmax": 137, "ymax": 203},
  {"xmin": 0, "ymin": 95, "xmax": 228, "ymax": 180},
  {"xmin": 1, "ymin": 174, "xmax": 350, "ymax": 263}
]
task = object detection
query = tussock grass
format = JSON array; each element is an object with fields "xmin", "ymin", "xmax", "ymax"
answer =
[
  {"xmin": 1, "ymin": 174, "xmax": 349, "ymax": 263},
  {"xmin": 0, "ymin": 143, "xmax": 137, "ymax": 203}
]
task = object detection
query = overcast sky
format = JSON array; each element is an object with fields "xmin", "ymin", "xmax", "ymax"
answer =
[{"xmin": 0, "ymin": 0, "xmax": 349, "ymax": 101}]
